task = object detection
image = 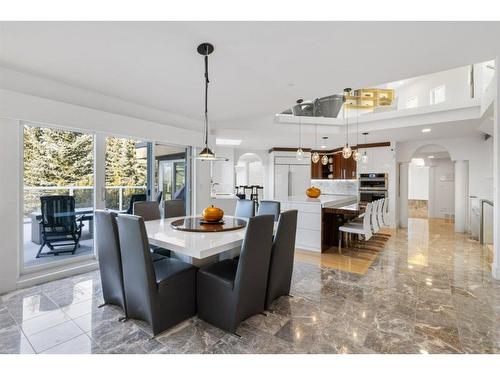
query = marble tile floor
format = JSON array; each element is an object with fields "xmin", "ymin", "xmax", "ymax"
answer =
[{"xmin": 1, "ymin": 218, "xmax": 499, "ymax": 354}]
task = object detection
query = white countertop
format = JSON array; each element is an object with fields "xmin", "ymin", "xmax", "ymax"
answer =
[{"xmin": 278, "ymin": 194, "xmax": 357, "ymax": 208}]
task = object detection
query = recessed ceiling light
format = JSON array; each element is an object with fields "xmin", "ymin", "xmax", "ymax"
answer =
[
  {"xmin": 320, "ymin": 145, "xmax": 326, "ymax": 149},
  {"xmin": 422, "ymin": 128, "xmax": 431, "ymax": 133},
  {"xmin": 216, "ymin": 138, "xmax": 242, "ymax": 146},
  {"xmin": 428, "ymin": 155, "xmax": 435, "ymax": 159}
]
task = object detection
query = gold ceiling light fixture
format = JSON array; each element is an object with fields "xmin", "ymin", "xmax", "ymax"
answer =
[
  {"xmin": 196, "ymin": 42, "xmax": 227, "ymax": 161},
  {"xmin": 342, "ymin": 88, "xmax": 353, "ymax": 159}
]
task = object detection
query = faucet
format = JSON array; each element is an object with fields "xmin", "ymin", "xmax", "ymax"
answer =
[{"xmin": 210, "ymin": 181, "xmax": 219, "ymax": 197}]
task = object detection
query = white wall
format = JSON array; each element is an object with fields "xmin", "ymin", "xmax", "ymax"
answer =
[
  {"xmin": 382, "ymin": 65, "xmax": 472, "ymax": 110},
  {"xmin": 0, "ymin": 89, "xmax": 203, "ymax": 294},
  {"xmin": 408, "ymin": 160, "xmax": 429, "ymax": 200}
]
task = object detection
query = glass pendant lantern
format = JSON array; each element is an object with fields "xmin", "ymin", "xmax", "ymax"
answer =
[
  {"xmin": 296, "ymin": 147, "xmax": 304, "ymax": 161},
  {"xmin": 311, "ymin": 124, "xmax": 320, "ymax": 163},
  {"xmin": 351, "ymin": 103, "xmax": 361, "ymax": 161},
  {"xmin": 342, "ymin": 88, "xmax": 352, "ymax": 159},
  {"xmin": 352, "ymin": 149, "xmax": 361, "ymax": 161},
  {"xmin": 342, "ymin": 144, "xmax": 352, "ymax": 159},
  {"xmin": 321, "ymin": 154, "xmax": 328, "ymax": 165},
  {"xmin": 296, "ymin": 105, "xmax": 303, "ymax": 161},
  {"xmin": 361, "ymin": 132, "xmax": 369, "ymax": 164}
]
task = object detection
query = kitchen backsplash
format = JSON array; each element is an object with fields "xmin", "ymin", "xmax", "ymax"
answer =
[{"xmin": 311, "ymin": 179, "xmax": 358, "ymax": 196}]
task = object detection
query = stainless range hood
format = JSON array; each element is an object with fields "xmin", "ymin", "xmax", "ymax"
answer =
[{"xmin": 282, "ymin": 94, "xmax": 344, "ymax": 118}]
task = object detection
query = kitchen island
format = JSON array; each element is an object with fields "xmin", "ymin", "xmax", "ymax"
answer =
[{"xmin": 279, "ymin": 194, "xmax": 357, "ymax": 252}]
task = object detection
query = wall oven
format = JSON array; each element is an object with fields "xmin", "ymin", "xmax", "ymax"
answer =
[{"xmin": 358, "ymin": 173, "xmax": 388, "ymax": 207}]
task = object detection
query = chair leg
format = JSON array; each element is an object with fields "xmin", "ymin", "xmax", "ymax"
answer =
[
  {"xmin": 338, "ymin": 232, "xmax": 342, "ymax": 254},
  {"xmin": 36, "ymin": 240, "xmax": 46, "ymax": 258}
]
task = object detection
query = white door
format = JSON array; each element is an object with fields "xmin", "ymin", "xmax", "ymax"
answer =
[
  {"xmin": 274, "ymin": 164, "xmax": 290, "ymax": 199},
  {"xmin": 290, "ymin": 165, "xmax": 310, "ymax": 197}
]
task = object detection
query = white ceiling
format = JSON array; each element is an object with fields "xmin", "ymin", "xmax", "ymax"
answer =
[{"xmin": 0, "ymin": 21, "xmax": 498, "ymax": 148}]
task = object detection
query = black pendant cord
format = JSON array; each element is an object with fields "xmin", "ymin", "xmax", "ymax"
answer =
[{"xmin": 204, "ymin": 53, "xmax": 209, "ymax": 147}]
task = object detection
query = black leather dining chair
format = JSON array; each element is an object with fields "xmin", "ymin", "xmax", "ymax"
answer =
[
  {"xmin": 133, "ymin": 201, "xmax": 169, "ymax": 260},
  {"xmin": 257, "ymin": 200, "xmax": 281, "ymax": 221},
  {"xmin": 197, "ymin": 215, "xmax": 274, "ymax": 334},
  {"xmin": 116, "ymin": 214, "xmax": 197, "ymax": 336},
  {"xmin": 133, "ymin": 201, "xmax": 161, "ymax": 221},
  {"xmin": 95, "ymin": 210, "xmax": 127, "ymax": 316},
  {"xmin": 265, "ymin": 210, "xmax": 298, "ymax": 309},
  {"xmin": 234, "ymin": 199, "xmax": 255, "ymax": 218},
  {"xmin": 164, "ymin": 199, "xmax": 185, "ymax": 218}
]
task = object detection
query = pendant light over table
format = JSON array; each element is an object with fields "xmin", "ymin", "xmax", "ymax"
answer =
[{"xmin": 196, "ymin": 42, "xmax": 227, "ymax": 161}]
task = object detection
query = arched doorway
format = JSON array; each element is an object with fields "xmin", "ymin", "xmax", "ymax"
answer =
[
  {"xmin": 408, "ymin": 145, "xmax": 454, "ymax": 221},
  {"xmin": 235, "ymin": 153, "xmax": 264, "ymax": 187},
  {"xmin": 400, "ymin": 143, "xmax": 468, "ymax": 233}
]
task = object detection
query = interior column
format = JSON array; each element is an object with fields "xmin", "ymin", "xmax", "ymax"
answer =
[
  {"xmin": 399, "ymin": 162, "xmax": 409, "ymax": 228},
  {"xmin": 454, "ymin": 160, "xmax": 469, "ymax": 233},
  {"xmin": 493, "ymin": 55, "xmax": 500, "ymax": 280}
]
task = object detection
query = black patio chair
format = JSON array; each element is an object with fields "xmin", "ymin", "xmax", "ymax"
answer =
[
  {"xmin": 126, "ymin": 193, "xmax": 147, "ymax": 214},
  {"xmin": 36, "ymin": 195, "xmax": 85, "ymax": 258}
]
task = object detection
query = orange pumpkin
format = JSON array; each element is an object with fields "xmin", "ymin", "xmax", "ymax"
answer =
[
  {"xmin": 202, "ymin": 205, "xmax": 224, "ymax": 222},
  {"xmin": 306, "ymin": 186, "xmax": 321, "ymax": 198}
]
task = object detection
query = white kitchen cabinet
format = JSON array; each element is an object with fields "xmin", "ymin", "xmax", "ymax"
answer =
[{"xmin": 270, "ymin": 151, "xmax": 311, "ymax": 200}]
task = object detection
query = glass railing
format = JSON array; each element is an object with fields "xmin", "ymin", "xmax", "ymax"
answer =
[
  {"xmin": 480, "ymin": 199, "xmax": 493, "ymax": 245},
  {"xmin": 23, "ymin": 185, "xmax": 147, "ymax": 220}
]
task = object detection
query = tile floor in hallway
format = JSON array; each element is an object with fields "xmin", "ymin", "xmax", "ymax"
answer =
[{"xmin": 1, "ymin": 218, "xmax": 499, "ymax": 354}]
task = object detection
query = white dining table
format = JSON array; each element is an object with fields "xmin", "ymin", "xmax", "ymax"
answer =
[{"xmin": 145, "ymin": 216, "xmax": 249, "ymax": 266}]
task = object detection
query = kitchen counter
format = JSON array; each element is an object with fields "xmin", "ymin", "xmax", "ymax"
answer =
[
  {"xmin": 278, "ymin": 194, "xmax": 357, "ymax": 252},
  {"xmin": 279, "ymin": 194, "xmax": 356, "ymax": 207}
]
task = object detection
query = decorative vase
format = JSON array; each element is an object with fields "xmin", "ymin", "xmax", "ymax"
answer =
[
  {"xmin": 202, "ymin": 205, "xmax": 224, "ymax": 222},
  {"xmin": 306, "ymin": 186, "xmax": 321, "ymax": 198}
]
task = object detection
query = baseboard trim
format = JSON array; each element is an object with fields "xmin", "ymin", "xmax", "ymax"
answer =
[{"xmin": 16, "ymin": 260, "xmax": 99, "ymax": 290}]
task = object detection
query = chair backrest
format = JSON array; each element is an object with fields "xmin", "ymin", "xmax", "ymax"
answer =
[
  {"xmin": 265, "ymin": 210, "xmax": 298, "ymax": 308},
  {"xmin": 95, "ymin": 210, "xmax": 126, "ymax": 311},
  {"xmin": 126, "ymin": 194, "xmax": 147, "ymax": 214},
  {"xmin": 133, "ymin": 201, "xmax": 161, "ymax": 221},
  {"xmin": 234, "ymin": 215, "xmax": 274, "ymax": 319},
  {"xmin": 257, "ymin": 201, "xmax": 281, "ymax": 221},
  {"xmin": 377, "ymin": 198, "xmax": 385, "ymax": 228},
  {"xmin": 155, "ymin": 191, "xmax": 163, "ymax": 204},
  {"xmin": 40, "ymin": 195, "xmax": 77, "ymax": 230},
  {"xmin": 362, "ymin": 203, "xmax": 373, "ymax": 241},
  {"xmin": 164, "ymin": 199, "xmax": 185, "ymax": 218},
  {"xmin": 234, "ymin": 199, "xmax": 255, "ymax": 218},
  {"xmin": 116, "ymin": 215, "xmax": 157, "ymax": 322},
  {"xmin": 382, "ymin": 197, "xmax": 389, "ymax": 225},
  {"xmin": 371, "ymin": 199, "xmax": 380, "ymax": 233}
]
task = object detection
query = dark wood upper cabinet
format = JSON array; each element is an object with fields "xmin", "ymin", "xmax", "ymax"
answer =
[{"xmin": 312, "ymin": 152, "xmax": 357, "ymax": 180}]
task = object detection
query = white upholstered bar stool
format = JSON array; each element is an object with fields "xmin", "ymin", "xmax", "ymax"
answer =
[{"xmin": 338, "ymin": 202, "xmax": 373, "ymax": 254}]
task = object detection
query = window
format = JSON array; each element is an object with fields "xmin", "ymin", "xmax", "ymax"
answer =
[
  {"xmin": 430, "ymin": 85, "xmax": 446, "ymax": 105},
  {"xmin": 406, "ymin": 96, "xmax": 419, "ymax": 109}
]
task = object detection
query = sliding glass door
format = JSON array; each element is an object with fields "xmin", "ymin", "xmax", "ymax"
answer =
[
  {"xmin": 104, "ymin": 137, "xmax": 148, "ymax": 212},
  {"xmin": 153, "ymin": 143, "xmax": 190, "ymax": 215},
  {"xmin": 22, "ymin": 123, "xmax": 95, "ymax": 269}
]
